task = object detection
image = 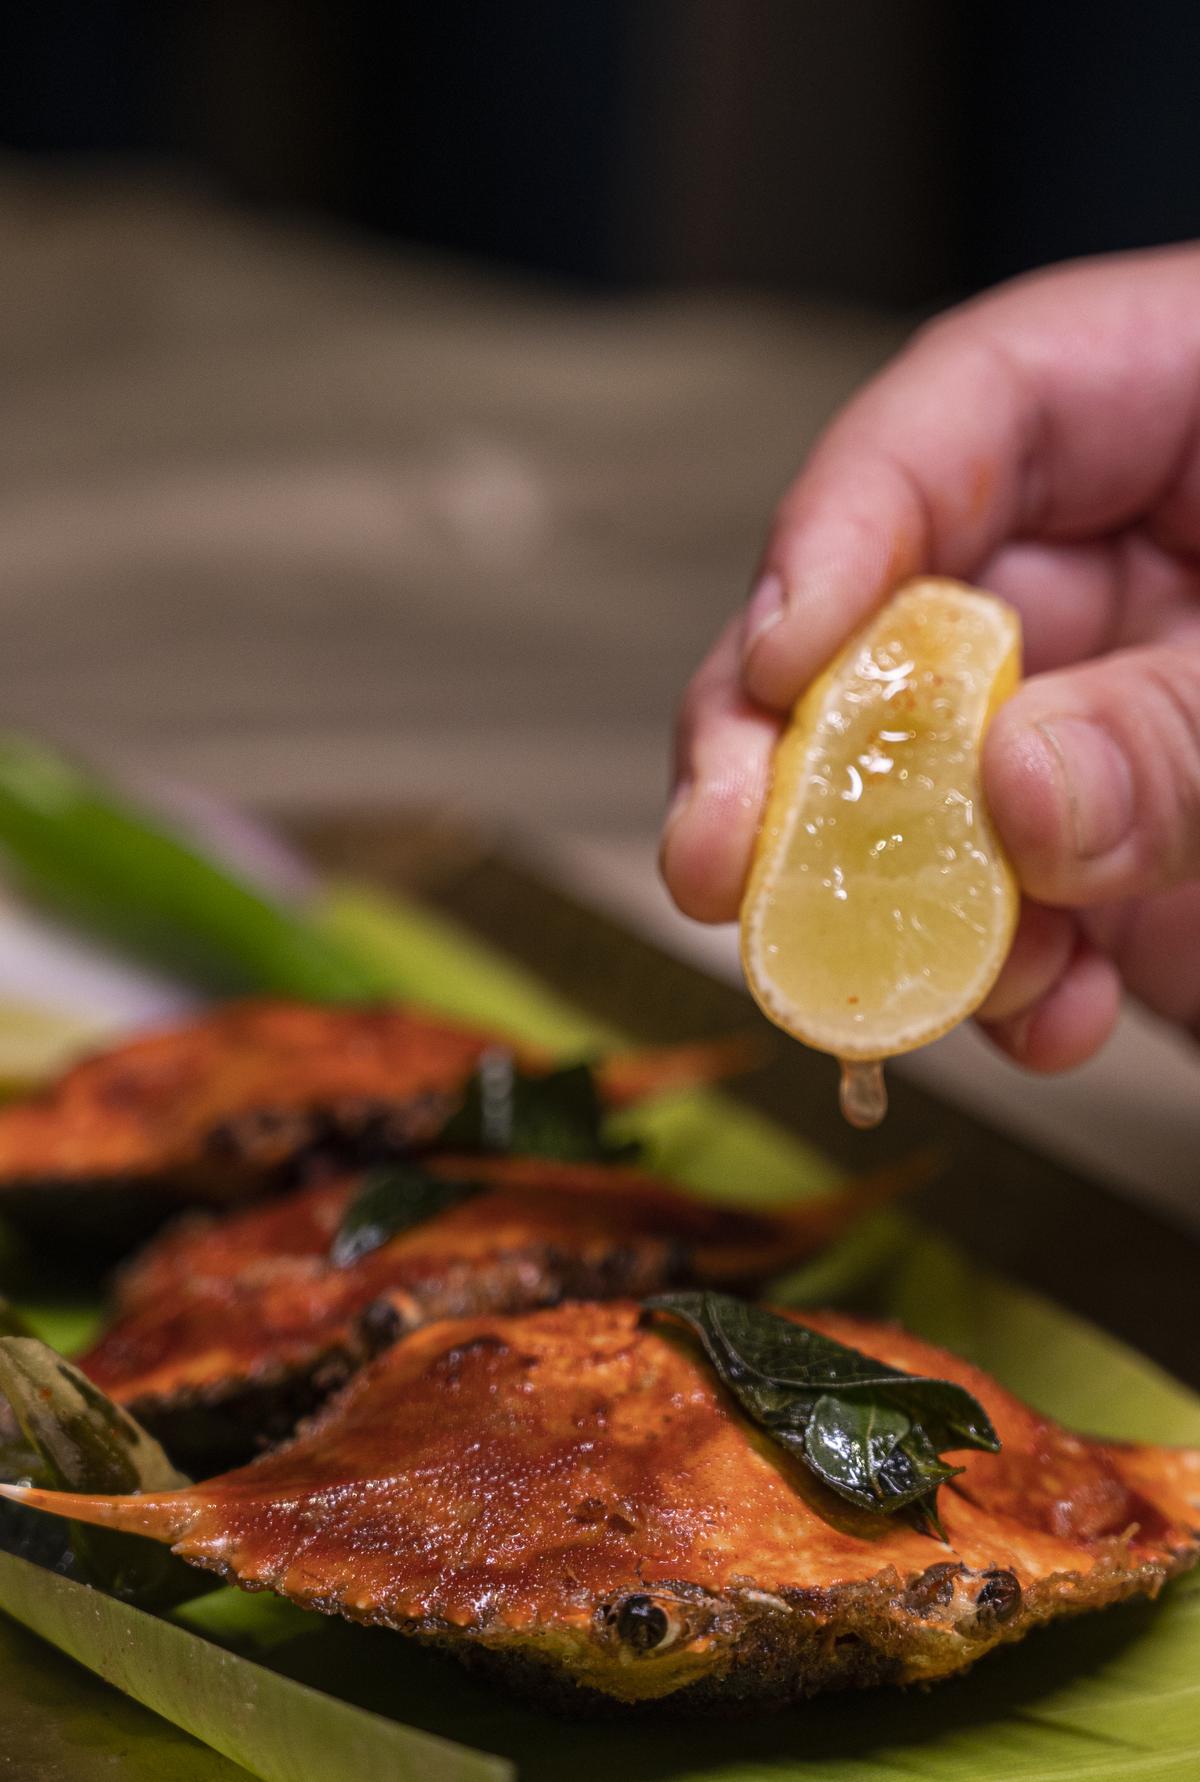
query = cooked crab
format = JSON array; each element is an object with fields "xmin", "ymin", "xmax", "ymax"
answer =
[
  {"xmin": 77, "ymin": 1155, "xmax": 905, "ymax": 1471},
  {"xmin": 13, "ymin": 1301, "xmax": 1198, "ymax": 1708},
  {"xmin": 0, "ymin": 999, "xmax": 747, "ymax": 1247}
]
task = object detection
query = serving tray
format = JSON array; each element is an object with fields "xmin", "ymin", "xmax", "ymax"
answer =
[
  {"xmin": 0, "ymin": 810, "xmax": 1195, "ymax": 1782},
  {"xmin": 296, "ymin": 811, "xmax": 1198, "ymax": 1384}
]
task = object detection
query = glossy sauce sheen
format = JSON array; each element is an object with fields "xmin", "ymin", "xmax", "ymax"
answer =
[
  {"xmin": 82, "ymin": 1158, "xmax": 893, "ymax": 1408},
  {"xmin": 0, "ymin": 1003, "xmax": 496, "ymax": 1186},
  {"xmin": 22, "ymin": 1303, "xmax": 1199, "ymax": 1704},
  {"xmin": 0, "ymin": 998, "xmax": 744, "ymax": 1195}
]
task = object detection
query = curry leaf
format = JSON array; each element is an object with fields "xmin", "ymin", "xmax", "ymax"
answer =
[
  {"xmin": 438, "ymin": 1051, "xmax": 632, "ymax": 1162},
  {"xmin": 331, "ymin": 1051, "xmax": 634, "ymax": 1263},
  {"xmin": 0, "ymin": 1337, "xmax": 200, "ymax": 1605},
  {"xmin": 805, "ymin": 1394, "xmax": 961, "ymax": 1515},
  {"xmin": 331, "ymin": 1165, "xmax": 485, "ymax": 1268},
  {"xmin": 643, "ymin": 1292, "xmax": 998, "ymax": 1525}
]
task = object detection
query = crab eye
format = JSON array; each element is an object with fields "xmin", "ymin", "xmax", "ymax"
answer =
[
  {"xmin": 613, "ymin": 1593, "xmax": 681, "ymax": 1653},
  {"xmin": 974, "ymin": 1568, "xmax": 1022, "ymax": 1623}
]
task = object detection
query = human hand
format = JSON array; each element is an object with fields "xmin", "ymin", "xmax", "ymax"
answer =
[{"xmin": 661, "ymin": 246, "xmax": 1200, "ymax": 1070}]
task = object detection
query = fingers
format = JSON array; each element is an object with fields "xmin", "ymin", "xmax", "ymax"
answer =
[
  {"xmin": 1081, "ymin": 881, "xmax": 1200, "ymax": 1034},
  {"xmin": 974, "ymin": 902, "xmax": 1121, "ymax": 1074},
  {"xmin": 974, "ymin": 530, "xmax": 1200, "ymax": 673},
  {"xmin": 974, "ymin": 901, "xmax": 1121, "ymax": 1072},
  {"xmin": 974, "ymin": 901, "xmax": 1078, "ymax": 1024},
  {"xmin": 980, "ymin": 940, "xmax": 1123, "ymax": 1072},
  {"xmin": 664, "ymin": 245, "xmax": 1200, "ymax": 1093},
  {"xmin": 660, "ymin": 617, "xmax": 780, "ymax": 923},
  {"xmin": 744, "ymin": 245, "xmax": 1200, "ymax": 714},
  {"xmin": 983, "ymin": 643, "xmax": 1200, "ymax": 907},
  {"xmin": 743, "ymin": 326, "xmax": 1029, "ymax": 708}
]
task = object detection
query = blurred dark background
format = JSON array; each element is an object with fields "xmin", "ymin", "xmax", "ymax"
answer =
[{"xmin": 4, "ymin": 0, "xmax": 1200, "ymax": 307}]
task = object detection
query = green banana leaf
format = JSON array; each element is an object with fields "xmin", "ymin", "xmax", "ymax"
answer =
[
  {"xmin": 0, "ymin": 879, "xmax": 1197, "ymax": 1781},
  {"xmin": 0, "ymin": 738, "xmax": 391, "ymax": 999},
  {"xmin": 0, "ymin": 1551, "xmax": 510, "ymax": 1782},
  {"xmin": 0, "ymin": 1609, "xmax": 254, "ymax": 1782}
]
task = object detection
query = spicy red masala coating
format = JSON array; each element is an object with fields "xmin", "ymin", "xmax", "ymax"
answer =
[
  {"xmin": 79, "ymin": 1154, "xmax": 907, "ymax": 1468},
  {"xmin": 0, "ymin": 998, "xmax": 750, "ymax": 1207},
  {"xmin": 16, "ymin": 1302, "xmax": 1199, "ymax": 1707}
]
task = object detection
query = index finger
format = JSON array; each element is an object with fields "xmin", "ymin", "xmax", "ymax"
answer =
[{"xmin": 744, "ymin": 245, "xmax": 1200, "ymax": 711}]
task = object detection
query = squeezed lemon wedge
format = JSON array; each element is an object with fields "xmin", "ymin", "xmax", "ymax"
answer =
[{"xmin": 740, "ymin": 578, "xmax": 1020, "ymax": 1120}]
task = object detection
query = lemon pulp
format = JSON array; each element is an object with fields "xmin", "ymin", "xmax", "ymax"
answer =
[{"xmin": 740, "ymin": 577, "xmax": 1020, "ymax": 1070}]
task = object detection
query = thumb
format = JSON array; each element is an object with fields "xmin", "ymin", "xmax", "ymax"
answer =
[{"xmin": 983, "ymin": 644, "xmax": 1200, "ymax": 907}]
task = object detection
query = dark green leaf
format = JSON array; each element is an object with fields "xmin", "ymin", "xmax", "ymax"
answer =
[
  {"xmin": 804, "ymin": 1394, "xmax": 910, "ymax": 1492},
  {"xmin": 331, "ymin": 1164, "xmax": 485, "ymax": 1268},
  {"xmin": 805, "ymin": 1394, "xmax": 961, "ymax": 1516},
  {"xmin": 644, "ymin": 1292, "xmax": 998, "ymax": 1526},
  {"xmin": 0, "ymin": 1337, "xmax": 201, "ymax": 1605},
  {"xmin": 438, "ymin": 1051, "xmax": 632, "ymax": 1162},
  {"xmin": 0, "ymin": 1339, "xmax": 186, "ymax": 1499},
  {"xmin": 333, "ymin": 1048, "xmax": 638, "ymax": 1259}
]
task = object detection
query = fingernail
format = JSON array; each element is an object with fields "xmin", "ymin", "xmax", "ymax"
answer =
[
  {"xmin": 659, "ymin": 778, "xmax": 695, "ymax": 882},
  {"xmin": 1035, "ymin": 718, "xmax": 1134, "ymax": 860},
  {"xmin": 663, "ymin": 777, "xmax": 694, "ymax": 837},
  {"xmin": 742, "ymin": 570, "xmax": 786, "ymax": 661},
  {"xmin": 984, "ymin": 1006, "xmax": 1033, "ymax": 1059}
]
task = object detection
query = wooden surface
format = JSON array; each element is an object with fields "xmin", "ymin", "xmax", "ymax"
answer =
[{"xmin": 0, "ymin": 162, "xmax": 901, "ymax": 840}]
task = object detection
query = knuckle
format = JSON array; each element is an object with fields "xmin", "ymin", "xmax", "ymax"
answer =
[{"xmin": 1129, "ymin": 653, "xmax": 1200, "ymax": 875}]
